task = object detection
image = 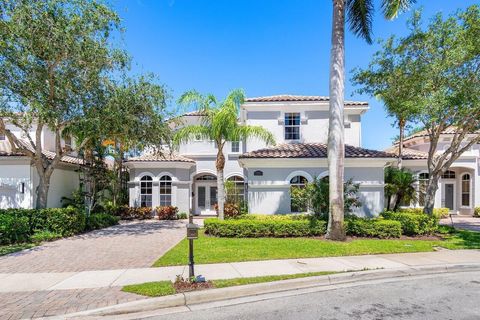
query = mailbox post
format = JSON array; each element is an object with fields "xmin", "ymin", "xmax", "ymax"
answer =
[{"xmin": 186, "ymin": 214, "xmax": 199, "ymax": 279}]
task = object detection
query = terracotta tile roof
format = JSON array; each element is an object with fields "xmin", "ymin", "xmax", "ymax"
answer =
[
  {"xmin": 240, "ymin": 143, "xmax": 395, "ymax": 159},
  {"xmin": 384, "ymin": 146, "xmax": 429, "ymax": 160},
  {"xmin": 126, "ymin": 152, "xmax": 195, "ymax": 163},
  {"xmin": 0, "ymin": 139, "xmax": 84, "ymax": 165},
  {"xmin": 401, "ymin": 126, "xmax": 480, "ymax": 144},
  {"xmin": 245, "ymin": 95, "xmax": 368, "ymax": 106}
]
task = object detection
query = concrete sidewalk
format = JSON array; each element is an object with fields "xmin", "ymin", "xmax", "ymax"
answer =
[{"xmin": 1, "ymin": 249, "xmax": 480, "ymax": 293}]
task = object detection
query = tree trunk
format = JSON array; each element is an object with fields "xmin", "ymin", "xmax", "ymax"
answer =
[
  {"xmin": 423, "ymin": 174, "xmax": 439, "ymax": 215},
  {"xmin": 36, "ymin": 174, "xmax": 50, "ymax": 209},
  {"xmin": 386, "ymin": 194, "xmax": 392, "ymax": 211},
  {"xmin": 326, "ymin": 0, "xmax": 346, "ymax": 241},
  {"xmin": 398, "ymin": 118, "xmax": 405, "ymax": 169},
  {"xmin": 393, "ymin": 192, "xmax": 402, "ymax": 211},
  {"xmin": 216, "ymin": 149, "xmax": 226, "ymax": 220}
]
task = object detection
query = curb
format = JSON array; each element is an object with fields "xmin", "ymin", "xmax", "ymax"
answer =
[{"xmin": 41, "ymin": 263, "xmax": 480, "ymax": 319}]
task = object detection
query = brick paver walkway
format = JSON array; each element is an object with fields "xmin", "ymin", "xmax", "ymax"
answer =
[
  {"xmin": 0, "ymin": 219, "xmax": 185, "ymax": 319},
  {"xmin": 0, "ymin": 219, "xmax": 186, "ymax": 273},
  {"xmin": 0, "ymin": 287, "xmax": 144, "ymax": 320}
]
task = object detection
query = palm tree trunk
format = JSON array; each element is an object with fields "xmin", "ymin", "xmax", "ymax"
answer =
[
  {"xmin": 326, "ymin": 0, "xmax": 346, "ymax": 241},
  {"xmin": 398, "ymin": 118, "xmax": 405, "ymax": 169},
  {"xmin": 216, "ymin": 149, "xmax": 226, "ymax": 220}
]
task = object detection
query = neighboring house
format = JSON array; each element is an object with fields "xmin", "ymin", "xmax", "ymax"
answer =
[
  {"xmin": 125, "ymin": 95, "xmax": 396, "ymax": 217},
  {"xmin": 0, "ymin": 121, "xmax": 81, "ymax": 209},
  {"xmin": 386, "ymin": 128, "xmax": 480, "ymax": 215}
]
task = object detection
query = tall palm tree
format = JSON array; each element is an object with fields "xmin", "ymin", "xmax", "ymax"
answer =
[
  {"xmin": 174, "ymin": 89, "xmax": 275, "ymax": 220},
  {"xmin": 327, "ymin": 0, "xmax": 416, "ymax": 240}
]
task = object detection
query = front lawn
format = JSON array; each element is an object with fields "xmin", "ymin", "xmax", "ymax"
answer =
[
  {"xmin": 153, "ymin": 228, "xmax": 480, "ymax": 267},
  {"xmin": 122, "ymin": 271, "xmax": 337, "ymax": 297}
]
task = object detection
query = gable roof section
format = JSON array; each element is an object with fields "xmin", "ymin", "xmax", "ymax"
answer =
[
  {"xmin": 126, "ymin": 152, "xmax": 195, "ymax": 163},
  {"xmin": 245, "ymin": 95, "xmax": 368, "ymax": 107},
  {"xmin": 0, "ymin": 139, "xmax": 83, "ymax": 165},
  {"xmin": 240, "ymin": 143, "xmax": 395, "ymax": 159}
]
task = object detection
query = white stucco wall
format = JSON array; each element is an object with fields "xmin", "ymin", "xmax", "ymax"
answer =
[{"xmin": 0, "ymin": 159, "xmax": 33, "ymax": 209}]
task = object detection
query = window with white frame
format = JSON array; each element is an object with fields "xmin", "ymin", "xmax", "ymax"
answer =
[
  {"xmin": 159, "ymin": 175, "xmax": 172, "ymax": 206},
  {"xmin": 284, "ymin": 113, "xmax": 300, "ymax": 140},
  {"xmin": 231, "ymin": 141, "xmax": 240, "ymax": 153},
  {"xmin": 140, "ymin": 176, "xmax": 153, "ymax": 207},
  {"xmin": 418, "ymin": 172, "xmax": 429, "ymax": 207},
  {"xmin": 226, "ymin": 176, "xmax": 245, "ymax": 203},
  {"xmin": 290, "ymin": 175, "xmax": 308, "ymax": 212},
  {"xmin": 442, "ymin": 170, "xmax": 456, "ymax": 179},
  {"xmin": 462, "ymin": 174, "xmax": 470, "ymax": 207}
]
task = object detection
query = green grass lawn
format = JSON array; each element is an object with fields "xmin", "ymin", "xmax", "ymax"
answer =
[
  {"xmin": 122, "ymin": 271, "xmax": 337, "ymax": 297},
  {"xmin": 153, "ymin": 228, "xmax": 480, "ymax": 267},
  {"xmin": 0, "ymin": 243, "xmax": 36, "ymax": 256}
]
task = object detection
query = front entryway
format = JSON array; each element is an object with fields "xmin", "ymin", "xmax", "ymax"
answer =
[
  {"xmin": 445, "ymin": 183, "xmax": 455, "ymax": 211},
  {"xmin": 194, "ymin": 174, "xmax": 218, "ymax": 215}
]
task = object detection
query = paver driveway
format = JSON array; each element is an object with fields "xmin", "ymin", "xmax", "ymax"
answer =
[
  {"xmin": 440, "ymin": 216, "xmax": 480, "ymax": 232},
  {"xmin": 0, "ymin": 219, "xmax": 186, "ymax": 273}
]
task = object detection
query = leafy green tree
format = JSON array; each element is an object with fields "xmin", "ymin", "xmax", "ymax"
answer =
[
  {"xmin": 352, "ymin": 38, "xmax": 421, "ymax": 168},
  {"xmin": 308, "ymin": 176, "xmax": 361, "ymax": 216},
  {"xmin": 362, "ymin": 6, "xmax": 480, "ymax": 214},
  {"xmin": 327, "ymin": 0, "xmax": 415, "ymax": 240},
  {"xmin": 384, "ymin": 167, "xmax": 417, "ymax": 211},
  {"xmin": 0, "ymin": 0, "xmax": 127, "ymax": 208},
  {"xmin": 174, "ymin": 89, "xmax": 275, "ymax": 220}
]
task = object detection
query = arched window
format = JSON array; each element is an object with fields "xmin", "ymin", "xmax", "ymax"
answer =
[
  {"xmin": 290, "ymin": 175, "xmax": 308, "ymax": 212},
  {"xmin": 196, "ymin": 174, "xmax": 217, "ymax": 181},
  {"xmin": 461, "ymin": 174, "xmax": 471, "ymax": 207},
  {"xmin": 442, "ymin": 170, "xmax": 456, "ymax": 179},
  {"xmin": 159, "ymin": 176, "xmax": 172, "ymax": 206},
  {"xmin": 140, "ymin": 176, "xmax": 153, "ymax": 207},
  {"xmin": 418, "ymin": 172, "xmax": 429, "ymax": 207},
  {"xmin": 226, "ymin": 176, "xmax": 245, "ymax": 203}
]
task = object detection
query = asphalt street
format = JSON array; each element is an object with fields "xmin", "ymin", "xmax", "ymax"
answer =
[{"xmin": 147, "ymin": 271, "xmax": 480, "ymax": 320}]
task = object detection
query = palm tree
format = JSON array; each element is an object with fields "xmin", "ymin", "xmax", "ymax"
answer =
[
  {"xmin": 327, "ymin": 0, "xmax": 416, "ymax": 240},
  {"xmin": 174, "ymin": 89, "xmax": 275, "ymax": 220},
  {"xmin": 384, "ymin": 166, "xmax": 417, "ymax": 211}
]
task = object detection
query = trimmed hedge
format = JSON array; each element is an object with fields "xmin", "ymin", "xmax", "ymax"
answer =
[
  {"xmin": 0, "ymin": 208, "xmax": 118, "ymax": 245},
  {"xmin": 345, "ymin": 217, "xmax": 402, "ymax": 238},
  {"xmin": 204, "ymin": 218, "xmax": 326, "ymax": 238},
  {"xmin": 380, "ymin": 211, "xmax": 439, "ymax": 235},
  {"xmin": 398, "ymin": 207, "xmax": 449, "ymax": 219},
  {"xmin": 87, "ymin": 213, "xmax": 120, "ymax": 230}
]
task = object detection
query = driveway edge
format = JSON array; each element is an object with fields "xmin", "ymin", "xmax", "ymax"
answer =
[{"xmin": 41, "ymin": 263, "xmax": 480, "ymax": 319}]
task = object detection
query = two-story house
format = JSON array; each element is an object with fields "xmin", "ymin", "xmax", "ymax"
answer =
[
  {"xmin": 386, "ymin": 128, "xmax": 480, "ymax": 215},
  {"xmin": 0, "ymin": 121, "xmax": 81, "ymax": 209},
  {"xmin": 125, "ymin": 95, "xmax": 396, "ymax": 216}
]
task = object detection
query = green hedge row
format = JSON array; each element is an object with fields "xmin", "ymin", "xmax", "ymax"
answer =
[
  {"xmin": 204, "ymin": 218, "xmax": 327, "ymax": 238},
  {"xmin": 345, "ymin": 218, "xmax": 402, "ymax": 238},
  {"xmin": 0, "ymin": 208, "xmax": 119, "ymax": 245},
  {"xmin": 380, "ymin": 211, "xmax": 439, "ymax": 235},
  {"xmin": 398, "ymin": 207, "xmax": 449, "ymax": 219}
]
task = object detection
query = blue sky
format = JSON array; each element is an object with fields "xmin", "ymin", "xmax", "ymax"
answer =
[{"xmin": 111, "ymin": 0, "xmax": 477, "ymax": 150}]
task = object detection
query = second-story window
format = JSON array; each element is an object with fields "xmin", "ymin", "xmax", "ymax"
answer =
[
  {"xmin": 231, "ymin": 141, "xmax": 240, "ymax": 153},
  {"xmin": 285, "ymin": 113, "xmax": 300, "ymax": 140}
]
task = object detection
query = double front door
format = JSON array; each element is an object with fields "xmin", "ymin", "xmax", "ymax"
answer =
[{"xmin": 196, "ymin": 183, "xmax": 218, "ymax": 215}]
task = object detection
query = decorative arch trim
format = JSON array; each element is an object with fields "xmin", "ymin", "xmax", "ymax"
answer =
[
  {"xmin": 157, "ymin": 171, "xmax": 178, "ymax": 182},
  {"xmin": 136, "ymin": 171, "xmax": 156, "ymax": 181},
  {"xmin": 285, "ymin": 171, "xmax": 314, "ymax": 183},
  {"xmin": 225, "ymin": 172, "xmax": 245, "ymax": 180}
]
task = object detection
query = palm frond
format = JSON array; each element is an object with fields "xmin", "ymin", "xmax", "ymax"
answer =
[
  {"xmin": 177, "ymin": 90, "xmax": 204, "ymax": 108},
  {"xmin": 346, "ymin": 0, "xmax": 375, "ymax": 44},
  {"xmin": 172, "ymin": 125, "xmax": 212, "ymax": 148},
  {"xmin": 382, "ymin": 0, "xmax": 416, "ymax": 20},
  {"xmin": 234, "ymin": 125, "xmax": 276, "ymax": 146}
]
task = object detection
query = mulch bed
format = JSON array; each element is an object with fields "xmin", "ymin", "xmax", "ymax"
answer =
[{"xmin": 173, "ymin": 280, "xmax": 215, "ymax": 293}]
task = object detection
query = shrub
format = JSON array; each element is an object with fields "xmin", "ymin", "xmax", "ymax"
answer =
[
  {"xmin": 399, "ymin": 207, "xmax": 449, "ymax": 219},
  {"xmin": 204, "ymin": 217, "xmax": 326, "ymax": 238},
  {"xmin": 473, "ymin": 207, "xmax": 480, "ymax": 217},
  {"xmin": 43, "ymin": 207, "xmax": 86, "ymax": 236},
  {"xmin": 156, "ymin": 206, "xmax": 179, "ymax": 220},
  {"xmin": 87, "ymin": 213, "xmax": 119, "ymax": 230},
  {"xmin": 177, "ymin": 212, "xmax": 188, "ymax": 219},
  {"xmin": 31, "ymin": 230, "xmax": 63, "ymax": 243},
  {"xmin": 0, "ymin": 214, "xmax": 30, "ymax": 244},
  {"xmin": 380, "ymin": 211, "xmax": 438, "ymax": 235},
  {"xmin": 113, "ymin": 206, "xmax": 154, "ymax": 220},
  {"xmin": 239, "ymin": 214, "xmax": 311, "ymax": 221},
  {"xmin": 345, "ymin": 217, "xmax": 401, "ymax": 238}
]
